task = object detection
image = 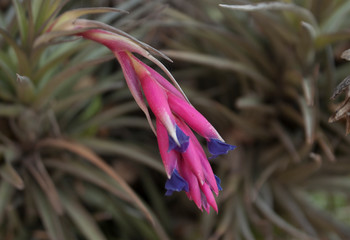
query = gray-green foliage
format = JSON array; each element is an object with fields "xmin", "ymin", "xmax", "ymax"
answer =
[
  {"xmin": 0, "ymin": 1, "xmax": 169, "ymax": 239},
  {"xmin": 154, "ymin": 0, "xmax": 350, "ymax": 239}
]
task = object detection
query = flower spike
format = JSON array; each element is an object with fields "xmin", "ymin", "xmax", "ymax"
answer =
[{"xmin": 45, "ymin": 10, "xmax": 236, "ymax": 212}]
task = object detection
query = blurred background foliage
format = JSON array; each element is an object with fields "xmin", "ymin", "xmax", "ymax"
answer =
[{"xmin": 1, "ymin": 0, "xmax": 350, "ymax": 239}]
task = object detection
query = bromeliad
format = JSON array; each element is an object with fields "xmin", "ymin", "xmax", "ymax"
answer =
[{"xmin": 42, "ymin": 8, "xmax": 236, "ymax": 212}]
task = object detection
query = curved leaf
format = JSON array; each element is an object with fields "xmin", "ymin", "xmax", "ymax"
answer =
[{"xmin": 37, "ymin": 138, "xmax": 155, "ymax": 225}]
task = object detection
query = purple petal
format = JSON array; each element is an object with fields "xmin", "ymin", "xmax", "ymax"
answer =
[
  {"xmin": 165, "ymin": 169, "xmax": 189, "ymax": 196},
  {"xmin": 215, "ymin": 175, "xmax": 223, "ymax": 191},
  {"xmin": 168, "ymin": 125, "xmax": 189, "ymax": 153},
  {"xmin": 208, "ymin": 138, "xmax": 236, "ymax": 159}
]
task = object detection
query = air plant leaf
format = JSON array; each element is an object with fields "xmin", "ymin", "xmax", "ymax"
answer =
[
  {"xmin": 51, "ymin": 81, "xmax": 120, "ymax": 112},
  {"xmin": 0, "ymin": 181, "xmax": 14, "ymax": 224},
  {"xmin": 0, "ymin": 162, "xmax": 24, "ymax": 190},
  {"xmin": 162, "ymin": 50, "xmax": 274, "ymax": 90},
  {"xmin": 70, "ymin": 101, "xmax": 140, "ymax": 133},
  {"xmin": 0, "ymin": 28, "xmax": 30, "ymax": 74},
  {"xmin": 80, "ymin": 138, "xmax": 164, "ymax": 173},
  {"xmin": 34, "ymin": 55, "xmax": 114, "ymax": 107},
  {"xmin": 26, "ymin": 155, "xmax": 63, "ymax": 214},
  {"xmin": 16, "ymin": 73, "xmax": 36, "ymax": 103},
  {"xmin": 236, "ymin": 199, "xmax": 255, "ymax": 240},
  {"xmin": 219, "ymin": 2, "xmax": 317, "ymax": 26},
  {"xmin": 299, "ymin": 97, "xmax": 316, "ymax": 144},
  {"xmin": 33, "ymin": 27, "xmax": 97, "ymax": 48},
  {"xmin": 60, "ymin": 191, "xmax": 107, "ymax": 240},
  {"xmin": 37, "ymin": 138, "xmax": 156, "ymax": 225},
  {"xmin": 273, "ymin": 185, "xmax": 318, "ymax": 237},
  {"xmin": 320, "ymin": 0, "xmax": 350, "ymax": 33},
  {"xmin": 49, "ymin": 7, "xmax": 128, "ymax": 32},
  {"xmin": 255, "ymin": 196, "xmax": 316, "ymax": 240},
  {"xmin": 33, "ymin": 0, "xmax": 64, "ymax": 31},
  {"xmin": 294, "ymin": 190, "xmax": 350, "ymax": 238},
  {"xmin": 12, "ymin": 0, "xmax": 29, "ymax": 43},
  {"xmin": 44, "ymin": 159, "xmax": 130, "ymax": 202},
  {"xmin": 30, "ymin": 182, "xmax": 66, "ymax": 240},
  {"xmin": 0, "ymin": 104, "xmax": 25, "ymax": 117}
]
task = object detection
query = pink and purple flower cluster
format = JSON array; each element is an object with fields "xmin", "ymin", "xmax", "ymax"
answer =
[{"xmin": 46, "ymin": 14, "xmax": 235, "ymax": 212}]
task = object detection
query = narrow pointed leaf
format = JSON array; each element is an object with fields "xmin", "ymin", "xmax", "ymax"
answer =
[
  {"xmin": 51, "ymin": 7, "xmax": 127, "ymax": 31},
  {"xmin": 0, "ymin": 181, "xmax": 14, "ymax": 224},
  {"xmin": 255, "ymin": 196, "xmax": 316, "ymax": 240},
  {"xmin": 219, "ymin": 2, "xmax": 317, "ymax": 26},
  {"xmin": 30, "ymin": 182, "xmax": 66, "ymax": 240},
  {"xmin": 37, "ymin": 138, "xmax": 156, "ymax": 225},
  {"xmin": 60, "ymin": 191, "xmax": 107, "ymax": 240},
  {"xmin": 0, "ymin": 162, "xmax": 24, "ymax": 189},
  {"xmin": 45, "ymin": 159, "xmax": 131, "ymax": 202}
]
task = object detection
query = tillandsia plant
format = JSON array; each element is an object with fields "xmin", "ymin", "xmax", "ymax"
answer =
[
  {"xmin": 154, "ymin": 0, "xmax": 350, "ymax": 239},
  {"xmin": 42, "ymin": 5, "xmax": 236, "ymax": 213},
  {"xmin": 0, "ymin": 0, "xmax": 237, "ymax": 239},
  {"xmin": 0, "ymin": 0, "xmax": 196, "ymax": 239}
]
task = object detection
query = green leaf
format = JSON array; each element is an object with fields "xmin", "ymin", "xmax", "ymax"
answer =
[
  {"xmin": 79, "ymin": 97, "xmax": 102, "ymax": 122},
  {"xmin": 37, "ymin": 138, "xmax": 156, "ymax": 225},
  {"xmin": 236, "ymin": 198, "xmax": 255, "ymax": 240},
  {"xmin": 0, "ymin": 162, "xmax": 24, "ymax": 189},
  {"xmin": 27, "ymin": 157, "xmax": 63, "ymax": 214},
  {"xmin": 60, "ymin": 190, "xmax": 107, "ymax": 240},
  {"xmin": 295, "ymin": 190, "xmax": 350, "ymax": 238},
  {"xmin": 30, "ymin": 181, "xmax": 66, "ymax": 240},
  {"xmin": 255, "ymin": 196, "xmax": 315, "ymax": 239},
  {"xmin": 34, "ymin": 55, "xmax": 114, "ymax": 107},
  {"xmin": 52, "ymin": 81, "xmax": 119, "ymax": 113},
  {"xmin": 33, "ymin": 0, "xmax": 58, "ymax": 29},
  {"xmin": 12, "ymin": 0, "xmax": 28, "ymax": 44},
  {"xmin": 320, "ymin": 1, "xmax": 350, "ymax": 33},
  {"xmin": 315, "ymin": 31, "xmax": 350, "ymax": 49},
  {"xmin": 79, "ymin": 138, "xmax": 164, "ymax": 173},
  {"xmin": 50, "ymin": 7, "xmax": 127, "ymax": 32},
  {"xmin": 162, "ymin": 50, "xmax": 274, "ymax": 90},
  {"xmin": 79, "ymin": 184, "xmax": 162, "ymax": 240},
  {"xmin": 0, "ymin": 28, "xmax": 29, "ymax": 75},
  {"xmin": 0, "ymin": 181, "xmax": 14, "ymax": 224},
  {"xmin": 273, "ymin": 185, "xmax": 318, "ymax": 237},
  {"xmin": 71, "ymin": 101, "xmax": 139, "ymax": 133},
  {"xmin": 219, "ymin": 2, "xmax": 317, "ymax": 26},
  {"xmin": 0, "ymin": 104, "xmax": 24, "ymax": 117},
  {"xmin": 45, "ymin": 159, "xmax": 130, "ymax": 202},
  {"xmin": 15, "ymin": 74, "xmax": 37, "ymax": 103}
]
